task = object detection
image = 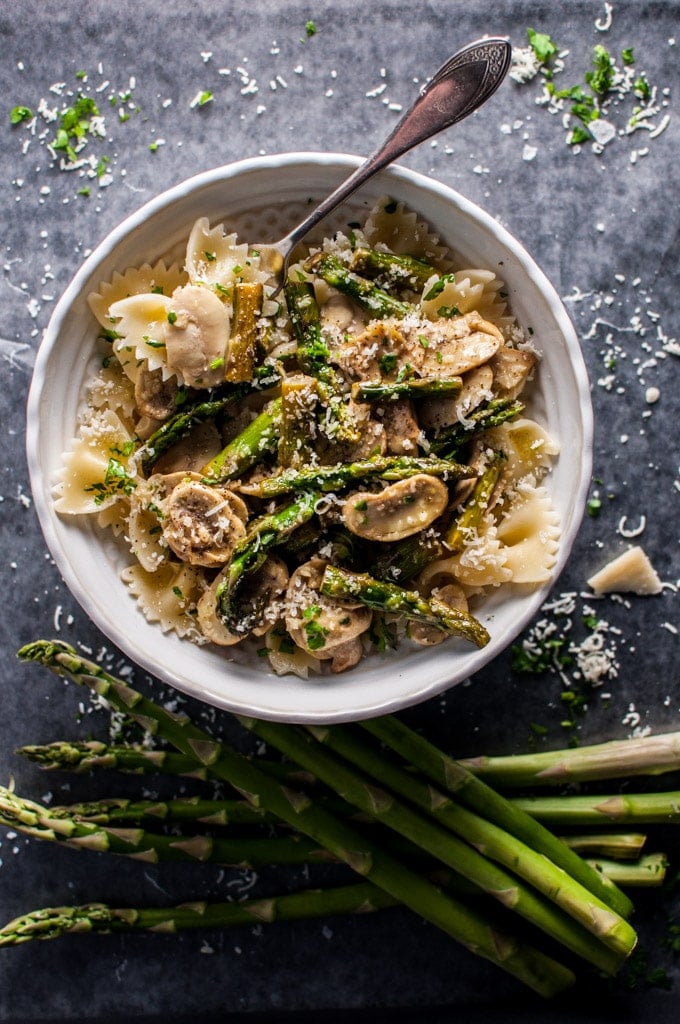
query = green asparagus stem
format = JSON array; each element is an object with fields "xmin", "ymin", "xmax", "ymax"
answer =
[
  {"xmin": 17, "ymin": 740, "xmax": 215, "ymax": 779},
  {"xmin": 369, "ymin": 530, "xmax": 445, "ymax": 584},
  {"xmin": 459, "ymin": 732, "xmax": 680, "ymax": 787},
  {"xmin": 559, "ymin": 834, "xmax": 647, "ymax": 861},
  {"xmin": 244, "ymin": 454, "xmax": 472, "ymax": 500},
  {"xmin": 201, "ymin": 397, "xmax": 281, "ymax": 482},
  {"xmin": 141, "ymin": 368, "xmax": 280, "ymax": 475},
  {"xmin": 224, "ymin": 281, "xmax": 263, "ymax": 383},
  {"xmin": 216, "ymin": 491, "xmax": 319, "ymax": 631},
  {"xmin": 49, "ymin": 795, "xmax": 271, "ymax": 828},
  {"xmin": 428, "ymin": 398, "xmax": 524, "ymax": 459},
  {"xmin": 351, "ymin": 378, "xmax": 462, "ymax": 402},
  {"xmin": 17, "ymin": 740, "xmax": 317, "ymax": 790},
  {"xmin": 445, "ymin": 453, "xmax": 504, "ymax": 551},
  {"xmin": 0, "ymin": 881, "xmax": 399, "ymax": 947},
  {"xmin": 320, "ymin": 565, "xmax": 490, "ymax": 648},
  {"xmin": 18, "ymin": 641, "xmax": 575, "ymax": 997},
  {"xmin": 283, "ymin": 278, "xmax": 359, "ymax": 444},
  {"xmin": 512, "ymin": 791, "xmax": 680, "ymax": 826},
  {"xmin": 304, "ymin": 252, "xmax": 413, "ymax": 318},
  {"xmin": 348, "ymin": 248, "xmax": 436, "ymax": 292},
  {"xmin": 0, "ymin": 785, "xmax": 334, "ymax": 869},
  {"xmin": 240, "ymin": 719, "xmax": 627, "ymax": 974},
  {"xmin": 360, "ymin": 716, "xmax": 634, "ymax": 922},
  {"xmin": 278, "ymin": 375, "xmax": 319, "ymax": 468},
  {"xmin": 584, "ymin": 854, "xmax": 667, "ymax": 888}
]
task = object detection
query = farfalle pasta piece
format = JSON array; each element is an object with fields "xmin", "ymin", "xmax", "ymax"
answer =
[
  {"xmin": 109, "ymin": 292, "xmax": 175, "ymax": 383},
  {"xmin": 496, "ymin": 485, "xmax": 560, "ymax": 584},
  {"xmin": 86, "ymin": 362, "xmax": 137, "ymax": 422},
  {"xmin": 185, "ymin": 217, "xmax": 268, "ymax": 296},
  {"xmin": 421, "ymin": 268, "xmax": 508, "ymax": 324},
  {"xmin": 88, "ymin": 260, "xmax": 188, "ymax": 328},
  {"xmin": 486, "ymin": 418, "xmax": 560, "ymax": 488},
  {"xmin": 121, "ymin": 561, "xmax": 206, "ymax": 638},
  {"xmin": 54, "ymin": 408, "xmax": 137, "ymax": 515},
  {"xmin": 363, "ymin": 196, "xmax": 451, "ymax": 264}
]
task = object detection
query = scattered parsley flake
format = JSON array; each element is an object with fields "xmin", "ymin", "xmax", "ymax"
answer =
[
  {"xmin": 527, "ymin": 27, "xmax": 559, "ymax": 65},
  {"xmin": 10, "ymin": 105, "xmax": 33, "ymax": 125}
]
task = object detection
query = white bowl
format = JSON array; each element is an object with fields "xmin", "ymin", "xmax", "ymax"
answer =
[{"xmin": 27, "ymin": 153, "xmax": 593, "ymax": 724}]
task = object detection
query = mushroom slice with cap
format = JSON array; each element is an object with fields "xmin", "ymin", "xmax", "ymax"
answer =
[
  {"xmin": 418, "ymin": 365, "xmax": 494, "ymax": 433},
  {"xmin": 196, "ymin": 555, "xmax": 289, "ymax": 645},
  {"xmin": 164, "ymin": 283, "xmax": 231, "ymax": 389},
  {"xmin": 488, "ymin": 345, "xmax": 537, "ymax": 401},
  {"xmin": 409, "ymin": 583, "xmax": 469, "ymax": 647},
  {"xmin": 285, "ymin": 558, "xmax": 372, "ymax": 659},
  {"xmin": 414, "ymin": 312, "xmax": 504, "ymax": 377},
  {"xmin": 342, "ymin": 474, "xmax": 449, "ymax": 543},
  {"xmin": 134, "ymin": 365, "xmax": 181, "ymax": 422},
  {"xmin": 161, "ymin": 477, "xmax": 248, "ymax": 567}
]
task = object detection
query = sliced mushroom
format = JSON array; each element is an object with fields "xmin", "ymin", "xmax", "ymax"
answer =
[
  {"xmin": 196, "ymin": 555, "xmax": 289, "ymax": 645},
  {"xmin": 328, "ymin": 636, "xmax": 364, "ymax": 673},
  {"xmin": 415, "ymin": 312, "xmax": 504, "ymax": 377},
  {"xmin": 285, "ymin": 558, "xmax": 372, "ymax": 658},
  {"xmin": 379, "ymin": 397, "xmax": 421, "ymax": 455},
  {"xmin": 160, "ymin": 478, "xmax": 248, "ymax": 567},
  {"xmin": 409, "ymin": 583, "xmax": 469, "ymax": 646},
  {"xmin": 488, "ymin": 345, "xmax": 537, "ymax": 400},
  {"xmin": 164, "ymin": 283, "xmax": 231, "ymax": 389},
  {"xmin": 134, "ymin": 365, "xmax": 181, "ymax": 421},
  {"xmin": 418, "ymin": 365, "xmax": 494, "ymax": 432},
  {"xmin": 342, "ymin": 474, "xmax": 449, "ymax": 543}
]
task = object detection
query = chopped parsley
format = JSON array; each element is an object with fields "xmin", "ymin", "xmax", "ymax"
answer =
[
  {"xmin": 302, "ymin": 604, "xmax": 329, "ymax": 651},
  {"xmin": 379, "ymin": 352, "xmax": 398, "ymax": 376},
  {"xmin": 526, "ymin": 27, "xmax": 559, "ymax": 66},
  {"xmin": 305, "ymin": 20, "xmax": 317, "ymax": 37},
  {"xmin": 85, "ymin": 456, "xmax": 136, "ymax": 505},
  {"xmin": 437, "ymin": 304, "xmax": 461, "ymax": 319},
  {"xmin": 423, "ymin": 274, "xmax": 454, "ymax": 302},
  {"xmin": 51, "ymin": 93, "xmax": 101, "ymax": 162},
  {"xmin": 10, "ymin": 105, "xmax": 33, "ymax": 125}
]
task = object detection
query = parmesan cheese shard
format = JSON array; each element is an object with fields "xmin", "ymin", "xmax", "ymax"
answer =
[{"xmin": 587, "ymin": 545, "xmax": 662, "ymax": 596}]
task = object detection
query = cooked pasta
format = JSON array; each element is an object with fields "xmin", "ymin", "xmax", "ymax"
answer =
[{"xmin": 54, "ymin": 197, "xmax": 560, "ymax": 676}]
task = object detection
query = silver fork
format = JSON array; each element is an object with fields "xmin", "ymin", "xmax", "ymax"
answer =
[{"xmin": 256, "ymin": 36, "xmax": 512, "ymax": 291}]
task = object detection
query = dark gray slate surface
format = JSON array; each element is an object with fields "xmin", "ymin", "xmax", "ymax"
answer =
[{"xmin": 0, "ymin": 0, "xmax": 679, "ymax": 1020}]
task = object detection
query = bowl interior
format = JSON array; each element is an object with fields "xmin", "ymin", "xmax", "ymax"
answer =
[{"xmin": 27, "ymin": 154, "xmax": 593, "ymax": 723}]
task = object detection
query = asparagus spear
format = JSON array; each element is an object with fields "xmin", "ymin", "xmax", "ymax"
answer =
[
  {"xmin": 304, "ymin": 253, "xmax": 413, "ymax": 318},
  {"xmin": 459, "ymin": 732, "xmax": 680, "ymax": 787},
  {"xmin": 445, "ymin": 453, "xmax": 503, "ymax": 552},
  {"xmin": 512, "ymin": 791, "xmax": 680, "ymax": 826},
  {"xmin": 239, "ymin": 719, "xmax": 627, "ymax": 973},
  {"xmin": 283, "ymin": 278, "xmax": 359, "ymax": 444},
  {"xmin": 224, "ymin": 281, "xmax": 263, "ymax": 383},
  {"xmin": 49, "ymin": 795, "xmax": 271, "ymax": 828},
  {"xmin": 351, "ymin": 378, "xmax": 462, "ymax": 402},
  {"xmin": 369, "ymin": 530, "xmax": 445, "ymax": 584},
  {"xmin": 201, "ymin": 397, "xmax": 281, "ymax": 483},
  {"xmin": 244, "ymin": 454, "xmax": 472, "ymax": 500},
  {"xmin": 141, "ymin": 368, "xmax": 279, "ymax": 475},
  {"xmin": 427, "ymin": 398, "xmax": 524, "ymax": 459},
  {"xmin": 215, "ymin": 490, "xmax": 319, "ymax": 631},
  {"xmin": 17, "ymin": 740, "xmax": 214, "ymax": 779},
  {"xmin": 584, "ymin": 854, "xmax": 667, "ymax": 889},
  {"xmin": 0, "ymin": 785, "xmax": 337, "ymax": 869},
  {"xmin": 559, "ymin": 834, "xmax": 647, "ymax": 861},
  {"xmin": 18, "ymin": 641, "xmax": 575, "ymax": 997},
  {"xmin": 360, "ymin": 716, "xmax": 634, "ymax": 921},
  {"xmin": 348, "ymin": 248, "xmax": 436, "ymax": 292},
  {"xmin": 17, "ymin": 740, "xmax": 317, "ymax": 789},
  {"xmin": 320, "ymin": 565, "xmax": 490, "ymax": 648},
  {"xmin": 0, "ymin": 881, "xmax": 399, "ymax": 947},
  {"xmin": 278, "ymin": 374, "xmax": 319, "ymax": 469}
]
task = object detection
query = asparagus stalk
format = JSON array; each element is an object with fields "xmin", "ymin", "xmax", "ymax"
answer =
[
  {"xmin": 278, "ymin": 374, "xmax": 319, "ymax": 469},
  {"xmin": 360, "ymin": 716, "xmax": 634, "ymax": 922},
  {"xmin": 243, "ymin": 454, "xmax": 472, "ymax": 500},
  {"xmin": 17, "ymin": 740, "xmax": 214, "ymax": 779},
  {"xmin": 17, "ymin": 740, "xmax": 317, "ymax": 789},
  {"xmin": 141, "ymin": 368, "xmax": 279, "ymax": 475},
  {"xmin": 0, "ymin": 881, "xmax": 399, "ymax": 948},
  {"xmin": 584, "ymin": 853, "xmax": 667, "ymax": 889},
  {"xmin": 283, "ymin": 278, "xmax": 360, "ymax": 445},
  {"xmin": 0, "ymin": 785, "xmax": 336, "ymax": 869},
  {"xmin": 292, "ymin": 723, "xmax": 633, "ymax": 966},
  {"xmin": 558, "ymin": 834, "xmax": 648, "ymax": 861},
  {"xmin": 201, "ymin": 397, "xmax": 281, "ymax": 483},
  {"xmin": 304, "ymin": 252, "xmax": 413, "ymax": 318},
  {"xmin": 459, "ymin": 732, "xmax": 680, "ymax": 787},
  {"xmin": 351, "ymin": 378, "xmax": 462, "ymax": 402},
  {"xmin": 513, "ymin": 791, "xmax": 680, "ymax": 826},
  {"xmin": 427, "ymin": 398, "xmax": 524, "ymax": 459},
  {"xmin": 445, "ymin": 453, "xmax": 503, "ymax": 552},
  {"xmin": 18, "ymin": 641, "xmax": 575, "ymax": 997},
  {"xmin": 49, "ymin": 795, "xmax": 271, "ymax": 828},
  {"xmin": 224, "ymin": 281, "xmax": 263, "ymax": 383},
  {"xmin": 320, "ymin": 565, "xmax": 490, "ymax": 649},
  {"xmin": 348, "ymin": 248, "xmax": 436, "ymax": 292},
  {"xmin": 369, "ymin": 528, "xmax": 445, "ymax": 584},
  {"xmin": 216, "ymin": 490, "xmax": 319, "ymax": 631}
]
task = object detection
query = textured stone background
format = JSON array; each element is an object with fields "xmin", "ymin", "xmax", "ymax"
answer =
[{"xmin": 0, "ymin": 1, "xmax": 678, "ymax": 1020}]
